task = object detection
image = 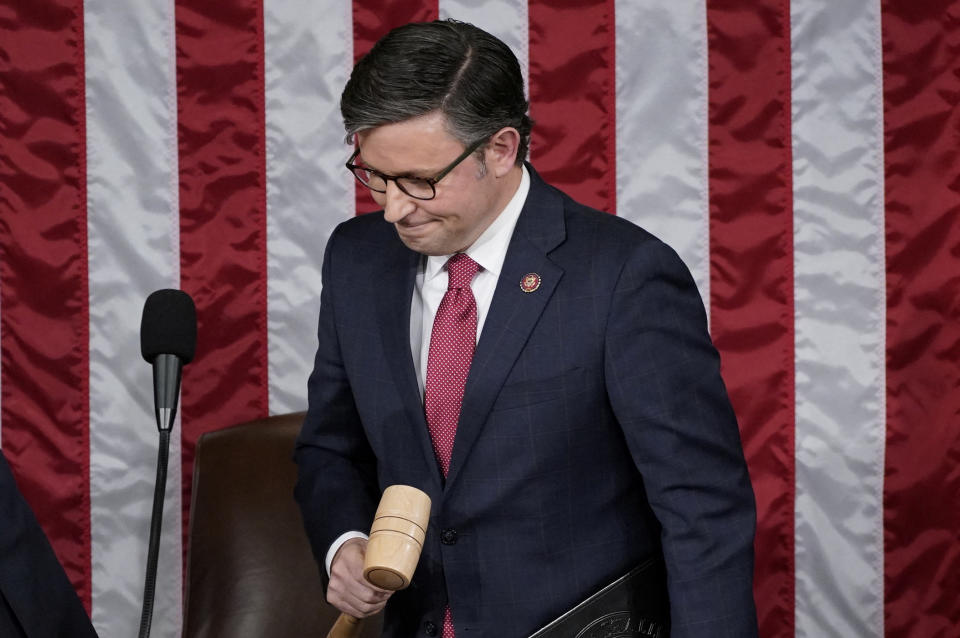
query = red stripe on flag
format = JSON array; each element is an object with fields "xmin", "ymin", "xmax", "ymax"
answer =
[
  {"xmin": 0, "ymin": 0, "xmax": 92, "ymax": 610},
  {"xmin": 175, "ymin": 0, "xmax": 270, "ymax": 549},
  {"xmin": 706, "ymin": 3, "xmax": 795, "ymax": 637},
  {"xmin": 881, "ymin": 2, "xmax": 960, "ymax": 636},
  {"xmin": 527, "ymin": 0, "xmax": 616, "ymax": 214},
  {"xmin": 352, "ymin": 0, "xmax": 438, "ymax": 63},
  {"xmin": 351, "ymin": 0, "xmax": 439, "ymax": 215}
]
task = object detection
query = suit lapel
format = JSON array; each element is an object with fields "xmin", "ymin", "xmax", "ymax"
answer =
[
  {"xmin": 374, "ymin": 241, "xmax": 444, "ymax": 488},
  {"xmin": 445, "ymin": 168, "xmax": 567, "ymax": 488}
]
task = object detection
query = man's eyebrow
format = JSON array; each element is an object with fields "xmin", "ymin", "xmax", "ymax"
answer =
[{"xmin": 357, "ymin": 153, "xmax": 439, "ymax": 179}]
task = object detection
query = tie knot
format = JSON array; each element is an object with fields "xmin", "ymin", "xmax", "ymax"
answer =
[{"xmin": 445, "ymin": 253, "xmax": 480, "ymax": 290}]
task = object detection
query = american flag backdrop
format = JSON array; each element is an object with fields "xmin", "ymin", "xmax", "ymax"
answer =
[{"xmin": 1, "ymin": 1, "xmax": 958, "ymax": 637}]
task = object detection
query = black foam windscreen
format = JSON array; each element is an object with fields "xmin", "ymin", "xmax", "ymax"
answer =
[{"xmin": 140, "ymin": 289, "xmax": 197, "ymax": 364}]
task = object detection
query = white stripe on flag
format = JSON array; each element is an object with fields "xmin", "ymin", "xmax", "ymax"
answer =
[
  {"xmin": 264, "ymin": 0, "xmax": 355, "ymax": 415},
  {"xmin": 791, "ymin": 0, "xmax": 886, "ymax": 635},
  {"xmin": 615, "ymin": 0, "xmax": 710, "ymax": 312},
  {"xmin": 84, "ymin": 1, "xmax": 183, "ymax": 635},
  {"xmin": 439, "ymin": 0, "xmax": 530, "ymax": 105}
]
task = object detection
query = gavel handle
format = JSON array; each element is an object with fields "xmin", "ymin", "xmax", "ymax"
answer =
[{"xmin": 326, "ymin": 612, "xmax": 363, "ymax": 638}]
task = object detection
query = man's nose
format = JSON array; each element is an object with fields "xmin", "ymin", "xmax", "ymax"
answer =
[{"xmin": 382, "ymin": 181, "xmax": 416, "ymax": 223}]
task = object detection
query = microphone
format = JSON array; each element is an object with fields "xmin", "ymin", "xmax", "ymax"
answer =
[
  {"xmin": 137, "ymin": 289, "xmax": 196, "ymax": 638},
  {"xmin": 140, "ymin": 289, "xmax": 196, "ymax": 431}
]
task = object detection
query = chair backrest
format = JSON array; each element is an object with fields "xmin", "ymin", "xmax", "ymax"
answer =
[{"xmin": 183, "ymin": 412, "xmax": 382, "ymax": 638}]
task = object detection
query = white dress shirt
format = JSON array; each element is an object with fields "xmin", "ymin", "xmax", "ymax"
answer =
[{"xmin": 325, "ymin": 166, "xmax": 531, "ymax": 575}]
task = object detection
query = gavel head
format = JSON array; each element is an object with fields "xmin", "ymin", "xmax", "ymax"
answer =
[{"xmin": 363, "ymin": 485, "xmax": 432, "ymax": 591}]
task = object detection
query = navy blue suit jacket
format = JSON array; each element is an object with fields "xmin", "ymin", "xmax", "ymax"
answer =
[
  {"xmin": 0, "ymin": 453, "xmax": 98, "ymax": 638},
  {"xmin": 295, "ymin": 167, "xmax": 758, "ymax": 637}
]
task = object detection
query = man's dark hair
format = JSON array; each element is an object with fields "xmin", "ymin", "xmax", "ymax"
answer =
[{"xmin": 341, "ymin": 20, "xmax": 532, "ymax": 165}]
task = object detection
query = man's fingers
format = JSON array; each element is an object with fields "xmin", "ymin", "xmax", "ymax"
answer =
[
  {"xmin": 330, "ymin": 577, "xmax": 390, "ymax": 605},
  {"xmin": 327, "ymin": 539, "xmax": 393, "ymax": 617},
  {"xmin": 327, "ymin": 584, "xmax": 391, "ymax": 618}
]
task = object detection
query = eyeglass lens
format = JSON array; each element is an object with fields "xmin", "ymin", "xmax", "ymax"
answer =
[{"xmin": 353, "ymin": 167, "xmax": 435, "ymax": 200}]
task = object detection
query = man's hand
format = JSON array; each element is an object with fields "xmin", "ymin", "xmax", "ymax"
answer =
[{"xmin": 327, "ymin": 538, "xmax": 392, "ymax": 617}]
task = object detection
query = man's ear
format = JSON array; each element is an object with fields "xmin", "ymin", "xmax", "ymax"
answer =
[{"xmin": 485, "ymin": 127, "xmax": 521, "ymax": 177}]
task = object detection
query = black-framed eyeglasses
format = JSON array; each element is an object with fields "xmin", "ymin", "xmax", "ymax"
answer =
[{"xmin": 345, "ymin": 138, "xmax": 486, "ymax": 201}]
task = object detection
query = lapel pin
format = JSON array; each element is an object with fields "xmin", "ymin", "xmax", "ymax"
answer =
[{"xmin": 520, "ymin": 272, "xmax": 541, "ymax": 293}]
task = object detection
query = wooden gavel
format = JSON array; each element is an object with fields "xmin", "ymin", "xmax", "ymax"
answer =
[{"xmin": 327, "ymin": 485, "xmax": 432, "ymax": 638}]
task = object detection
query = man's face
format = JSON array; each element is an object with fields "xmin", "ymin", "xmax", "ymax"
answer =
[{"xmin": 356, "ymin": 112, "xmax": 505, "ymax": 256}]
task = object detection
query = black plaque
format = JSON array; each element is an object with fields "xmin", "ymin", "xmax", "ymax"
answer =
[{"xmin": 528, "ymin": 558, "xmax": 669, "ymax": 638}]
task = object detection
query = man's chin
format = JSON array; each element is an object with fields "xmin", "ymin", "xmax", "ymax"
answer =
[{"xmin": 395, "ymin": 227, "xmax": 447, "ymax": 256}]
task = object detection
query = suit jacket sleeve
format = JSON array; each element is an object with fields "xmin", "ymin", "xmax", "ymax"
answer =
[
  {"xmin": 0, "ymin": 453, "xmax": 98, "ymax": 638},
  {"xmin": 603, "ymin": 238, "xmax": 758, "ymax": 637},
  {"xmin": 294, "ymin": 224, "xmax": 379, "ymax": 589}
]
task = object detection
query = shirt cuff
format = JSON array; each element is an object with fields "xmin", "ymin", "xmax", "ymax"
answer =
[{"xmin": 325, "ymin": 531, "xmax": 369, "ymax": 577}]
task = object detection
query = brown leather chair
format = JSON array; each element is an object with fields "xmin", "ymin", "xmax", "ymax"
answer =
[{"xmin": 183, "ymin": 412, "xmax": 382, "ymax": 638}]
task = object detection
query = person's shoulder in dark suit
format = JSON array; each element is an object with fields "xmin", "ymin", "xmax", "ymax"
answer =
[
  {"xmin": 0, "ymin": 454, "xmax": 99, "ymax": 638},
  {"xmin": 534, "ymin": 172, "xmax": 693, "ymax": 295}
]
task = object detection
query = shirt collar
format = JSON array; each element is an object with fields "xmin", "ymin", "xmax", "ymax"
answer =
[{"xmin": 425, "ymin": 164, "xmax": 531, "ymax": 282}]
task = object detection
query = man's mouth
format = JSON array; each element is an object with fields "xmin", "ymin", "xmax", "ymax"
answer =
[{"xmin": 397, "ymin": 219, "xmax": 436, "ymax": 232}]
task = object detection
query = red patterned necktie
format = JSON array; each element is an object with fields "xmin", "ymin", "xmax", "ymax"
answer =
[
  {"xmin": 425, "ymin": 252, "xmax": 480, "ymax": 476},
  {"xmin": 424, "ymin": 252, "xmax": 480, "ymax": 638}
]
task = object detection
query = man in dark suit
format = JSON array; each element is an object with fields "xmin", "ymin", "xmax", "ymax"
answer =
[
  {"xmin": 295, "ymin": 19, "xmax": 758, "ymax": 638},
  {"xmin": 0, "ymin": 453, "xmax": 99, "ymax": 637}
]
